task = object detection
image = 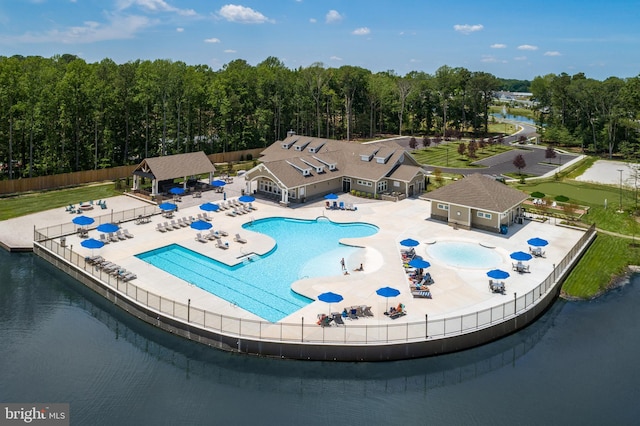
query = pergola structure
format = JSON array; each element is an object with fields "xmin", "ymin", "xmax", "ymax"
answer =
[{"xmin": 131, "ymin": 151, "xmax": 216, "ymax": 197}]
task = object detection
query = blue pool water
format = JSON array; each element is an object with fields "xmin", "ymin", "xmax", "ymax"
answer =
[
  {"xmin": 136, "ymin": 217, "xmax": 378, "ymax": 322},
  {"xmin": 426, "ymin": 241, "xmax": 502, "ymax": 269}
]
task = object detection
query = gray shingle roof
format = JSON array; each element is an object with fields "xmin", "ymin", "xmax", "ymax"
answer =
[
  {"xmin": 426, "ymin": 173, "xmax": 529, "ymax": 212},
  {"xmin": 133, "ymin": 151, "xmax": 215, "ymax": 181}
]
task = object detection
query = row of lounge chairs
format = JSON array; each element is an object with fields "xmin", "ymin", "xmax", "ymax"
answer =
[
  {"xmin": 316, "ymin": 305, "xmax": 374, "ymax": 327},
  {"xmin": 156, "ymin": 215, "xmax": 209, "ymax": 232},
  {"xmin": 403, "ymin": 249, "xmax": 433, "ymax": 299},
  {"xmin": 324, "ymin": 201, "xmax": 357, "ymax": 211},
  {"xmin": 85, "ymin": 255, "xmax": 136, "ymax": 281},
  {"xmin": 195, "ymin": 232, "xmax": 230, "ymax": 249},
  {"xmin": 99, "ymin": 230, "xmax": 134, "ymax": 244}
]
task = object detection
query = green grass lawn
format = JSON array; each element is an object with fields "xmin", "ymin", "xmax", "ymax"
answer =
[
  {"xmin": 0, "ymin": 183, "xmax": 120, "ymax": 221},
  {"xmin": 562, "ymin": 234, "xmax": 640, "ymax": 298},
  {"xmin": 411, "ymin": 143, "xmax": 513, "ymax": 168}
]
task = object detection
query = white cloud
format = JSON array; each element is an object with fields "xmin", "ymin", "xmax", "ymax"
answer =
[
  {"xmin": 224, "ymin": 49, "xmax": 236, "ymax": 53},
  {"xmin": 326, "ymin": 10, "xmax": 343, "ymax": 24},
  {"xmin": 481, "ymin": 55, "xmax": 506, "ymax": 63},
  {"xmin": 116, "ymin": 0, "xmax": 196, "ymax": 17},
  {"xmin": 8, "ymin": 13, "xmax": 153, "ymax": 44},
  {"xmin": 453, "ymin": 24, "xmax": 483, "ymax": 35},
  {"xmin": 176, "ymin": 27, "xmax": 184, "ymax": 32},
  {"xmin": 544, "ymin": 51, "xmax": 562, "ymax": 56},
  {"xmin": 514, "ymin": 56, "xmax": 528, "ymax": 61},
  {"xmin": 491, "ymin": 43, "xmax": 506, "ymax": 49},
  {"xmin": 309, "ymin": 18, "xmax": 317, "ymax": 23},
  {"xmin": 218, "ymin": 4, "xmax": 271, "ymax": 24},
  {"xmin": 352, "ymin": 27, "xmax": 370, "ymax": 36},
  {"xmin": 330, "ymin": 55, "xmax": 342, "ymax": 61},
  {"xmin": 518, "ymin": 44, "xmax": 538, "ymax": 51},
  {"xmin": 204, "ymin": 37, "xmax": 221, "ymax": 43}
]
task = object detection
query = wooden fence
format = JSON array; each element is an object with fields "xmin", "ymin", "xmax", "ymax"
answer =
[{"xmin": 0, "ymin": 148, "xmax": 263, "ymax": 196}]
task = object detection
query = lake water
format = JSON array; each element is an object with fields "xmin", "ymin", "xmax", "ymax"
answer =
[
  {"xmin": 1, "ymin": 249, "xmax": 639, "ymax": 425},
  {"xmin": 492, "ymin": 113, "xmax": 536, "ymax": 124}
]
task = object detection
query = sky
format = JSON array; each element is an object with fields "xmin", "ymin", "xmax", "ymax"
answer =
[{"xmin": 1, "ymin": 0, "xmax": 639, "ymax": 81}]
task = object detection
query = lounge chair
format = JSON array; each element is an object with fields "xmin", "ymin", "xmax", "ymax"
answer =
[
  {"xmin": 108, "ymin": 232, "xmax": 120, "ymax": 243},
  {"xmin": 339, "ymin": 201, "xmax": 345, "ymax": 210},
  {"xmin": 247, "ymin": 202, "xmax": 257, "ymax": 210},
  {"xmin": 170, "ymin": 220, "xmax": 180, "ymax": 230},
  {"xmin": 362, "ymin": 306, "xmax": 374, "ymax": 316},
  {"xmin": 316, "ymin": 314, "xmax": 333, "ymax": 327},
  {"xmin": 345, "ymin": 307, "xmax": 358, "ymax": 320},
  {"xmin": 202, "ymin": 212, "xmax": 212, "ymax": 221},
  {"xmin": 99, "ymin": 233, "xmax": 111, "ymax": 244},
  {"xmin": 115, "ymin": 230, "xmax": 127, "ymax": 240},
  {"xmin": 195, "ymin": 232, "xmax": 208, "ymax": 243},
  {"xmin": 156, "ymin": 223, "xmax": 167, "ymax": 232},
  {"xmin": 412, "ymin": 290, "xmax": 432, "ymax": 299},
  {"xmin": 385, "ymin": 304, "xmax": 407, "ymax": 319},
  {"xmin": 325, "ymin": 201, "xmax": 331, "ymax": 209},
  {"xmin": 85, "ymin": 255, "xmax": 104, "ymax": 265},
  {"xmin": 218, "ymin": 229, "xmax": 229, "ymax": 237},
  {"xmin": 205, "ymin": 230, "xmax": 220, "ymax": 240},
  {"xmin": 163, "ymin": 221, "xmax": 173, "ymax": 231},
  {"xmin": 216, "ymin": 239, "xmax": 229, "ymax": 250},
  {"xmin": 122, "ymin": 229, "xmax": 134, "ymax": 238},
  {"xmin": 331, "ymin": 312, "xmax": 345, "ymax": 325},
  {"xmin": 121, "ymin": 272, "xmax": 137, "ymax": 281},
  {"xmin": 234, "ymin": 233, "xmax": 247, "ymax": 243}
]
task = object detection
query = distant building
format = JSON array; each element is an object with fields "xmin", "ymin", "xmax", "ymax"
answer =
[{"xmin": 243, "ymin": 133, "xmax": 426, "ymax": 205}]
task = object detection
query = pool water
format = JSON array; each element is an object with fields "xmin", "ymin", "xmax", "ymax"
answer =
[
  {"xmin": 426, "ymin": 241, "xmax": 502, "ymax": 269},
  {"xmin": 136, "ymin": 217, "xmax": 378, "ymax": 322}
]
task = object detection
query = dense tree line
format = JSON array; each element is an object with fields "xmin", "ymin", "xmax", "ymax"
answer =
[
  {"xmin": 0, "ymin": 54, "xmax": 514, "ymax": 179},
  {"xmin": 531, "ymin": 72, "xmax": 640, "ymax": 158}
]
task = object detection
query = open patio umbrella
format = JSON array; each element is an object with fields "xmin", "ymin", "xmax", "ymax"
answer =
[
  {"xmin": 408, "ymin": 257, "xmax": 431, "ymax": 269},
  {"xmin": 190, "ymin": 220, "xmax": 212, "ymax": 231},
  {"xmin": 158, "ymin": 202, "xmax": 177, "ymax": 211},
  {"xmin": 376, "ymin": 286, "xmax": 401, "ymax": 317},
  {"xmin": 324, "ymin": 193, "xmax": 338, "ymax": 200},
  {"xmin": 72, "ymin": 215, "xmax": 94, "ymax": 226},
  {"xmin": 318, "ymin": 291, "xmax": 343, "ymax": 313},
  {"xmin": 239, "ymin": 195, "xmax": 255, "ymax": 203},
  {"xmin": 487, "ymin": 269, "xmax": 510, "ymax": 280},
  {"xmin": 211, "ymin": 180, "xmax": 226, "ymax": 187},
  {"xmin": 400, "ymin": 238, "xmax": 420, "ymax": 247},
  {"xmin": 510, "ymin": 251, "xmax": 533, "ymax": 261},
  {"xmin": 527, "ymin": 237, "xmax": 549, "ymax": 247},
  {"xmin": 81, "ymin": 238, "xmax": 104, "ymax": 250},
  {"xmin": 97, "ymin": 223, "xmax": 119, "ymax": 233},
  {"xmin": 169, "ymin": 187, "xmax": 185, "ymax": 195},
  {"xmin": 199, "ymin": 202, "xmax": 219, "ymax": 212}
]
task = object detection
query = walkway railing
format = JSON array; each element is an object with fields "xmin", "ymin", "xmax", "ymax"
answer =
[{"xmin": 33, "ymin": 224, "xmax": 596, "ymax": 345}]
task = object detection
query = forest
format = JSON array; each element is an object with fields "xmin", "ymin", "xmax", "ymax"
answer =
[{"xmin": 0, "ymin": 54, "xmax": 638, "ymax": 180}]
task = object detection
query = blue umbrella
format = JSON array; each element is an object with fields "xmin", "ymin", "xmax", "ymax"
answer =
[
  {"xmin": 408, "ymin": 258, "xmax": 431, "ymax": 269},
  {"xmin": 72, "ymin": 215, "xmax": 94, "ymax": 226},
  {"xmin": 318, "ymin": 291, "xmax": 343, "ymax": 314},
  {"xmin": 81, "ymin": 238, "xmax": 104, "ymax": 250},
  {"xmin": 190, "ymin": 220, "xmax": 212, "ymax": 231},
  {"xmin": 199, "ymin": 202, "xmax": 219, "ymax": 212},
  {"xmin": 169, "ymin": 187, "xmax": 185, "ymax": 195},
  {"xmin": 487, "ymin": 269, "xmax": 510, "ymax": 280},
  {"xmin": 527, "ymin": 237, "xmax": 549, "ymax": 247},
  {"xmin": 239, "ymin": 195, "xmax": 255, "ymax": 203},
  {"xmin": 376, "ymin": 286, "xmax": 401, "ymax": 298},
  {"xmin": 211, "ymin": 180, "xmax": 226, "ymax": 187},
  {"xmin": 97, "ymin": 223, "xmax": 119, "ymax": 233},
  {"xmin": 510, "ymin": 251, "xmax": 533, "ymax": 261},
  {"xmin": 400, "ymin": 238, "xmax": 420, "ymax": 247},
  {"xmin": 324, "ymin": 193, "xmax": 339, "ymax": 200},
  {"xmin": 159, "ymin": 202, "xmax": 177, "ymax": 211}
]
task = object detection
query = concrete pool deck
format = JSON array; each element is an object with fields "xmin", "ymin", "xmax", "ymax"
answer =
[{"xmin": 2, "ymin": 185, "xmax": 587, "ymax": 328}]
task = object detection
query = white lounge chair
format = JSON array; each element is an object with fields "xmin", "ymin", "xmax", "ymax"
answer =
[
  {"xmin": 234, "ymin": 233, "xmax": 247, "ymax": 243},
  {"xmin": 170, "ymin": 220, "xmax": 180, "ymax": 230},
  {"xmin": 122, "ymin": 229, "xmax": 134, "ymax": 238},
  {"xmin": 216, "ymin": 239, "xmax": 229, "ymax": 249},
  {"xmin": 163, "ymin": 221, "xmax": 173, "ymax": 231},
  {"xmin": 202, "ymin": 212, "xmax": 212, "ymax": 221},
  {"xmin": 115, "ymin": 230, "xmax": 127, "ymax": 240},
  {"xmin": 195, "ymin": 232, "xmax": 208, "ymax": 243},
  {"xmin": 156, "ymin": 223, "xmax": 167, "ymax": 232},
  {"xmin": 205, "ymin": 230, "xmax": 220, "ymax": 240},
  {"xmin": 226, "ymin": 210, "xmax": 237, "ymax": 217}
]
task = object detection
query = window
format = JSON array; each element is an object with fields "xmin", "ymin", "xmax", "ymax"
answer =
[
  {"xmin": 356, "ymin": 180, "xmax": 372, "ymax": 187},
  {"xmin": 477, "ymin": 211, "xmax": 492, "ymax": 219},
  {"xmin": 437, "ymin": 203, "xmax": 449, "ymax": 211},
  {"xmin": 377, "ymin": 181, "xmax": 387, "ymax": 192}
]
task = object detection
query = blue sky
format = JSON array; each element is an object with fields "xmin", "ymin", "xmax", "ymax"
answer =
[{"xmin": 1, "ymin": 0, "xmax": 638, "ymax": 80}]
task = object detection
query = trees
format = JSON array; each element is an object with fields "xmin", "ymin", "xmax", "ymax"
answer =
[{"xmin": 513, "ymin": 154, "xmax": 527, "ymax": 175}]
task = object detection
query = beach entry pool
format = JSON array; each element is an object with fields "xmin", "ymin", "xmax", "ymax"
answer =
[
  {"xmin": 426, "ymin": 241, "xmax": 501, "ymax": 269},
  {"xmin": 136, "ymin": 217, "xmax": 378, "ymax": 322}
]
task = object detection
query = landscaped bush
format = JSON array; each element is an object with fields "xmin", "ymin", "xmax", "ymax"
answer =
[
  {"xmin": 531, "ymin": 191, "xmax": 545, "ymax": 198},
  {"xmin": 555, "ymin": 195, "xmax": 569, "ymax": 202}
]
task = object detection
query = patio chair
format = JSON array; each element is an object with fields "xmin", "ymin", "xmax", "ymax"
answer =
[
  {"xmin": 362, "ymin": 306, "xmax": 374, "ymax": 316},
  {"xmin": 99, "ymin": 233, "xmax": 111, "ymax": 244},
  {"xmin": 225, "ymin": 210, "xmax": 237, "ymax": 217},
  {"xmin": 412, "ymin": 290, "xmax": 432, "ymax": 299},
  {"xmin": 234, "ymin": 233, "xmax": 247, "ymax": 244},
  {"xmin": 331, "ymin": 312, "xmax": 345, "ymax": 326},
  {"xmin": 206, "ymin": 230, "xmax": 220, "ymax": 240},
  {"xmin": 216, "ymin": 239, "xmax": 229, "ymax": 249},
  {"xmin": 316, "ymin": 314, "xmax": 333, "ymax": 327},
  {"xmin": 170, "ymin": 220, "xmax": 180, "ymax": 230},
  {"xmin": 115, "ymin": 230, "xmax": 127, "ymax": 240},
  {"xmin": 202, "ymin": 212, "xmax": 212, "ymax": 221},
  {"xmin": 108, "ymin": 232, "xmax": 120, "ymax": 243},
  {"xmin": 122, "ymin": 229, "xmax": 134, "ymax": 238},
  {"xmin": 339, "ymin": 201, "xmax": 345, "ymax": 210},
  {"xmin": 156, "ymin": 223, "xmax": 167, "ymax": 232},
  {"xmin": 195, "ymin": 233, "xmax": 208, "ymax": 243},
  {"xmin": 217, "ymin": 229, "xmax": 229, "ymax": 237},
  {"xmin": 163, "ymin": 222, "xmax": 173, "ymax": 231}
]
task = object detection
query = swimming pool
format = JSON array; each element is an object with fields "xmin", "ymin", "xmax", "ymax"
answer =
[
  {"xmin": 426, "ymin": 241, "xmax": 502, "ymax": 269},
  {"xmin": 136, "ymin": 217, "xmax": 378, "ymax": 322}
]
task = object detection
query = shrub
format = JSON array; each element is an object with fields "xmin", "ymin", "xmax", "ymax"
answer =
[
  {"xmin": 555, "ymin": 195, "xmax": 569, "ymax": 202},
  {"xmin": 531, "ymin": 191, "xmax": 545, "ymax": 198}
]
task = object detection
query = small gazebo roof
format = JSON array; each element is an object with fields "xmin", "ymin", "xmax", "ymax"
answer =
[{"xmin": 133, "ymin": 151, "xmax": 215, "ymax": 181}]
